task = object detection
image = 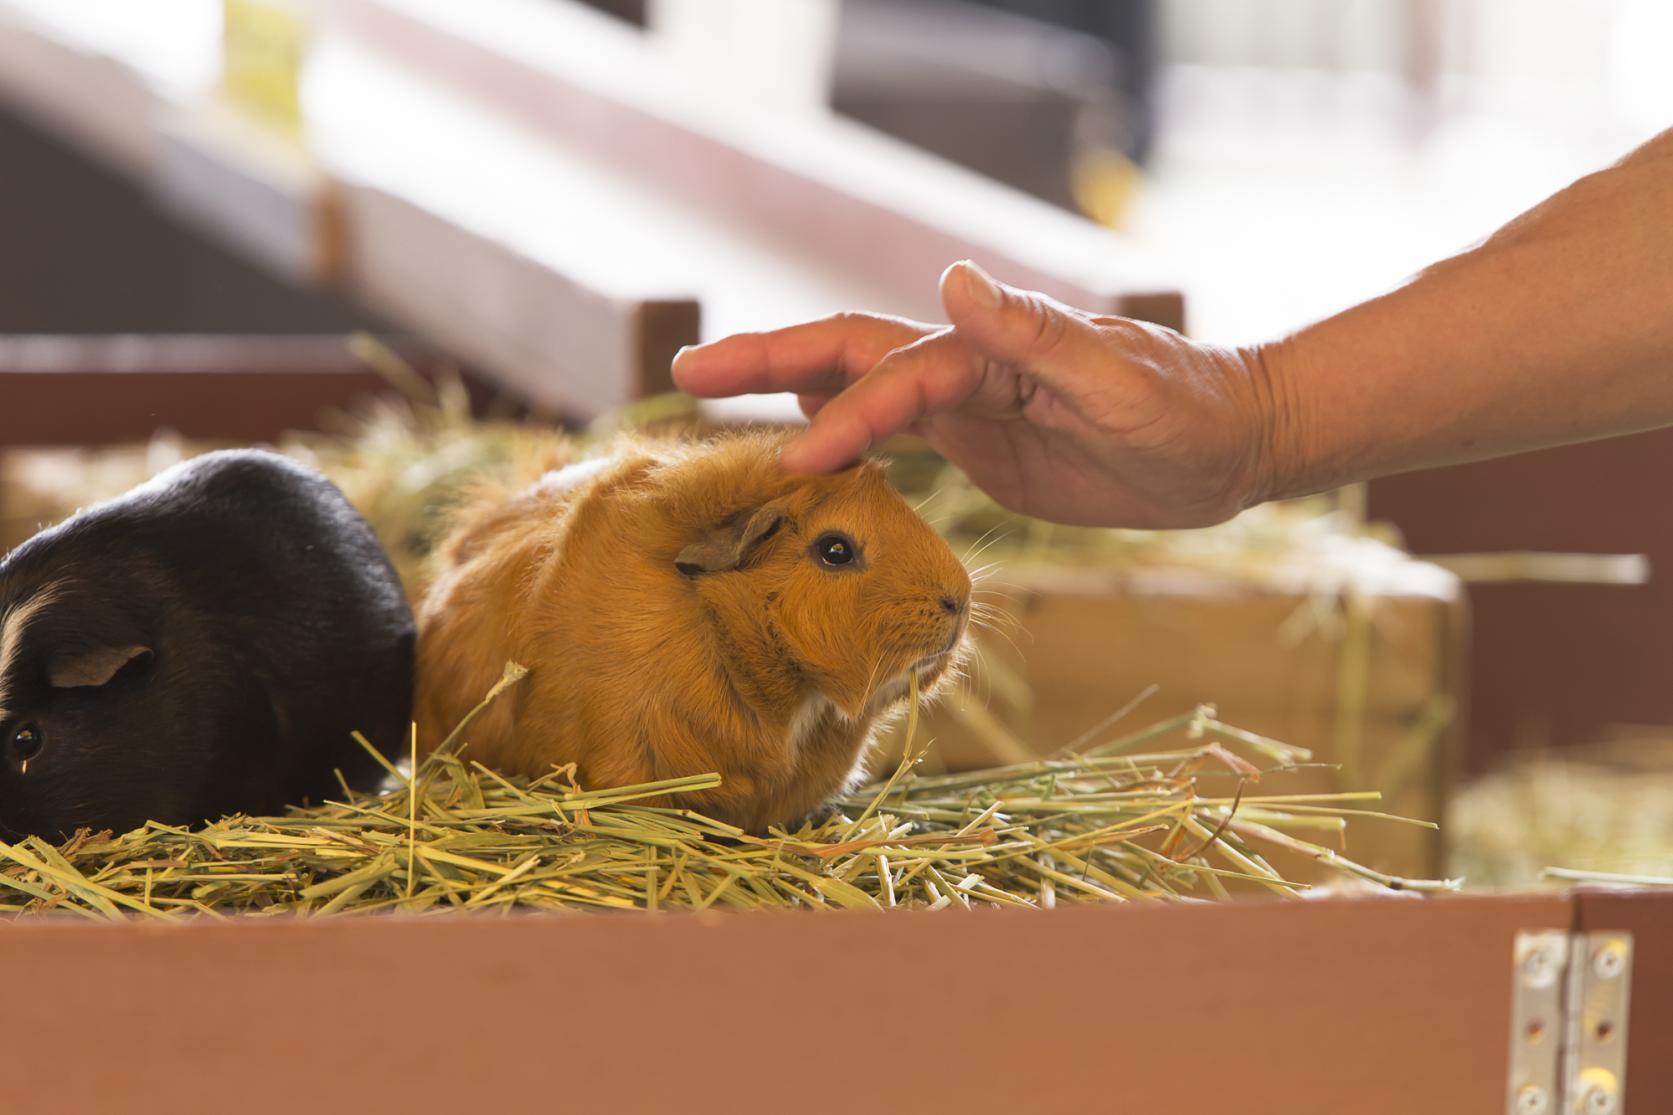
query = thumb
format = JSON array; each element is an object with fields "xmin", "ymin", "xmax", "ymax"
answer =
[{"xmin": 939, "ymin": 260, "xmax": 1093, "ymax": 374}]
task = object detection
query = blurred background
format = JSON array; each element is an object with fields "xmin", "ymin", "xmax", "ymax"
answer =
[{"xmin": 1, "ymin": 0, "xmax": 1671, "ymax": 885}]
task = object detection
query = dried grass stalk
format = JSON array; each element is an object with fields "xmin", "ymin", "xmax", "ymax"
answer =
[
  {"xmin": 0, "ymin": 666, "xmax": 1455, "ymax": 920},
  {"xmin": 1450, "ymin": 735, "xmax": 1673, "ymax": 886}
]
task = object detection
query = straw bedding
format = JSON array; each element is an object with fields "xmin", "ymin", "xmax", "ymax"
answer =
[
  {"xmin": 0, "ymin": 346, "xmax": 1454, "ymax": 918},
  {"xmin": 0, "ymin": 665, "xmax": 1453, "ymax": 919}
]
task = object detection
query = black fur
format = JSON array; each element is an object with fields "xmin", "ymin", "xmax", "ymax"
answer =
[{"xmin": 0, "ymin": 450, "xmax": 415, "ymax": 839}]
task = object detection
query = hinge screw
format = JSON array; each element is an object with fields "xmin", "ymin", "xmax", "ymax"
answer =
[
  {"xmin": 1522, "ymin": 945, "xmax": 1560, "ymax": 987},
  {"xmin": 1515, "ymin": 1084, "xmax": 1550, "ymax": 1115},
  {"xmin": 1577, "ymin": 1083, "xmax": 1618, "ymax": 1115},
  {"xmin": 1592, "ymin": 942, "xmax": 1627, "ymax": 981}
]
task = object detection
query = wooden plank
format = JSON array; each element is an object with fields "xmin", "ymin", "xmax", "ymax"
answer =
[
  {"xmin": 1575, "ymin": 887, "xmax": 1673, "ymax": 1111},
  {"xmin": 338, "ymin": 180, "xmax": 692, "ymax": 415},
  {"xmin": 154, "ymin": 102, "xmax": 340, "ymax": 284},
  {"xmin": 0, "ymin": 0, "xmax": 1176, "ymax": 419},
  {"xmin": 1368, "ymin": 432, "xmax": 1673, "ymax": 769},
  {"xmin": 0, "ymin": 3, "xmax": 697, "ymax": 415},
  {"xmin": 320, "ymin": 0, "xmax": 1185, "ymax": 329},
  {"xmin": 7, "ymin": 895, "xmax": 1568, "ymax": 1113},
  {"xmin": 0, "ymin": 2, "xmax": 169, "ymax": 174},
  {"xmin": 307, "ymin": 35, "xmax": 706, "ymax": 414},
  {"xmin": 0, "ymin": 335, "xmax": 443, "ymax": 447}
]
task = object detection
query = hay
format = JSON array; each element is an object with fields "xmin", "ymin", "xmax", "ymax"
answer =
[
  {"xmin": 0, "ymin": 341, "xmax": 1463, "ymax": 916},
  {"xmin": 1449, "ymin": 736, "xmax": 1673, "ymax": 887},
  {"xmin": 0, "ymin": 666, "xmax": 1454, "ymax": 920}
]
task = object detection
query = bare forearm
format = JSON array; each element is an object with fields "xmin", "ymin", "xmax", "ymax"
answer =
[{"xmin": 1259, "ymin": 127, "xmax": 1673, "ymax": 500}]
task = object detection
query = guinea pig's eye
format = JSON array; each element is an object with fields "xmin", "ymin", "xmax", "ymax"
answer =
[
  {"xmin": 812, "ymin": 532, "xmax": 858, "ymax": 568},
  {"xmin": 9, "ymin": 723, "xmax": 43, "ymax": 763}
]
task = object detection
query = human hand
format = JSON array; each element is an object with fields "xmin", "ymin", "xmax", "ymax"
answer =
[{"xmin": 672, "ymin": 261, "xmax": 1289, "ymax": 528}]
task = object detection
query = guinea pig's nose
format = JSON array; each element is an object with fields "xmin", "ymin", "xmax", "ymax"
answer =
[{"xmin": 938, "ymin": 595, "xmax": 963, "ymax": 617}]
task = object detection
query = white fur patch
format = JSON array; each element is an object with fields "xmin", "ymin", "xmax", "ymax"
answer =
[
  {"xmin": 788, "ymin": 693, "xmax": 836, "ymax": 754},
  {"xmin": 0, "ymin": 582, "xmax": 62, "ymax": 719},
  {"xmin": 530, "ymin": 457, "xmax": 614, "ymax": 498}
]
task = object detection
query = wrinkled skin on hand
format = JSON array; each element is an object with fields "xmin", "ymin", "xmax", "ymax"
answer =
[{"xmin": 673, "ymin": 261, "xmax": 1284, "ymax": 530}]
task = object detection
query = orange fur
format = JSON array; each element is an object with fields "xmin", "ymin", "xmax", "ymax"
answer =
[{"xmin": 414, "ymin": 432, "xmax": 971, "ymax": 831}]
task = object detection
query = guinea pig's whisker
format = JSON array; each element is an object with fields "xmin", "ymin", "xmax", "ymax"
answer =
[
  {"xmin": 969, "ymin": 605, "xmax": 1023, "ymax": 637},
  {"xmin": 912, "ymin": 487, "xmax": 947, "ymax": 515},
  {"xmin": 970, "ymin": 616, "xmax": 1029, "ymax": 661},
  {"xmin": 964, "ymin": 540, "xmax": 1008, "ymax": 569},
  {"xmin": 959, "ymin": 646, "xmax": 989, "ymax": 706},
  {"xmin": 960, "ymin": 544, "xmax": 1005, "ymax": 576},
  {"xmin": 970, "ymin": 590, "xmax": 1023, "ymax": 612},
  {"xmin": 959, "ymin": 525, "xmax": 1011, "ymax": 566},
  {"xmin": 858, "ymin": 650, "xmax": 888, "ymax": 710},
  {"xmin": 970, "ymin": 592, "xmax": 1017, "ymax": 620},
  {"xmin": 966, "ymin": 524, "xmax": 1015, "ymax": 556},
  {"xmin": 967, "ymin": 572, "xmax": 1022, "ymax": 599},
  {"xmin": 966, "ymin": 562, "xmax": 1016, "ymax": 587},
  {"xmin": 970, "ymin": 586, "xmax": 1028, "ymax": 614},
  {"xmin": 970, "ymin": 582, "xmax": 1026, "ymax": 602}
]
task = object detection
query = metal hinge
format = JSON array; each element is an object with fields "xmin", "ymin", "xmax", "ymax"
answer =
[{"xmin": 1508, "ymin": 931, "xmax": 1634, "ymax": 1115}]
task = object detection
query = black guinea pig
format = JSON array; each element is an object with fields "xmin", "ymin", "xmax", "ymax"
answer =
[{"xmin": 0, "ymin": 449, "xmax": 415, "ymax": 840}]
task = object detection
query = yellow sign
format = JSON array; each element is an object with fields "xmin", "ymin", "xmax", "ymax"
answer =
[
  {"xmin": 222, "ymin": 0, "xmax": 308, "ymax": 136},
  {"xmin": 1071, "ymin": 146, "xmax": 1143, "ymax": 231}
]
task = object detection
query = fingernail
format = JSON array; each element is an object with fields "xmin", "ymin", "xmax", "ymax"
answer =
[
  {"xmin": 959, "ymin": 260, "xmax": 1003, "ymax": 309},
  {"xmin": 669, "ymin": 346, "xmax": 697, "ymax": 388}
]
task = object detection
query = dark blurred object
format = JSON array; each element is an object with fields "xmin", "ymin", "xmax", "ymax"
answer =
[
  {"xmin": 833, "ymin": 0, "xmax": 1152, "ymax": 216},
  {"xmin": 0, "ymin": 103, "xmax": 376, "ymax": 335},
  {"xmin": 570, "ymin": 0, "xmax": 648, "ymax": 27},
  {"xmin": 1369, "ymin": 431, "xmax": 1673, "ymax": 772},
  {"xmin": 964, "ymin": 0, "xmax": 1158, "ymax": 163}
]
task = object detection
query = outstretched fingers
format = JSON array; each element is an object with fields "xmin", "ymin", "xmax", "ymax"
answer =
[
  {"xmin": 779, "ymin": 329, "xmax": 982, "ymax": 472},
  {"xmin": 671, "ymin": 312, "xmax": 934, "ymax": 398},
  {"xmin": 940, "ymin": 259, "xmax": 1105, "ymax": 375}
]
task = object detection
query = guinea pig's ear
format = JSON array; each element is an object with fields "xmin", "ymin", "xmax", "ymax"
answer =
[
  {"xmin": 47, "ymin": 644, "xmax": 152, "ymax": 689},
  {"xmin": 676, "ymin": 506, "xmax": 785, "ymax": 576}
]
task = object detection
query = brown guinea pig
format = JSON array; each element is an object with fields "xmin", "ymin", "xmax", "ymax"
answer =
[{"xmin": 414, "ymin": 433, "xmax": 971, "ymax": 831}]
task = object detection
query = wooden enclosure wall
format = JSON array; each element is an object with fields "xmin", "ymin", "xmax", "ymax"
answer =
[
  {"xmin": 1369, "ymin": 431, "xmax": 1673, "ymax": 770},
  {"xmin": 0, "ymin": 336, "xmax": 476, "ymax": 450},
  {"xmin": 1578, "ymin": 887, "xmax": 1673, "ymax": 1105},
  {"xmin": 12, "ymin": 894, "xmax": 1577, "ymax": 1115}
]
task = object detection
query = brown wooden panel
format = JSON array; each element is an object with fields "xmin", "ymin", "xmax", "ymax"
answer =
[
  {"xmin": 1368, "ymin": 431, "xmax": 1673, "ymax": 769},
  {"xmin": 1575, "ymin": 887, "xmax": 1673, "ymax": 1111},
  {"xmin": 0, "ymin": 334, "xmax": 484, "ymax": 447},
  {"xmin": 10, "ymin": 894, "xmax": 1567, "ymax": 1114}
]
